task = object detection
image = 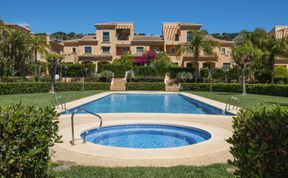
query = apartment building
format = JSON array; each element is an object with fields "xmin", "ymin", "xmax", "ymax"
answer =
[
  {"xmin": 4, "ymin": 23, "xmax": 64, "ymax": 62},
  {"xmin": 269, "ymin": 25, "xmax": 288, "ymax": 68},
  {"xmin": 62, "ymin": 22, "xmax": 236, "ymax": 72}
]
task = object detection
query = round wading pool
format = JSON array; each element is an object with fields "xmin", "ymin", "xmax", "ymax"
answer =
[{"xmin": 81, "ymin": 124, "xmax": 211, "ymax": 149}]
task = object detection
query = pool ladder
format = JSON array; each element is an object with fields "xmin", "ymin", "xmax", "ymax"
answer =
[
  {"xmin": 70, "ymin": 109, "xmax": 102, "ymax": 145},
  {"xmin": 225, "ymin": 97, "xmax": 240, "ymax": 112},
  {"xmin": 52, "ymin": 96, "xmax": 66, "ymax": 110}
]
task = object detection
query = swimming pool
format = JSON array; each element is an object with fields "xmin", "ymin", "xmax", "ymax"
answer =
[
  {"xmin": 64, "ymin": 93, "xmax": 233, "ymax": 115},
  {"xmin": 81, "ymin": 124, "xmax": 211, "ymax": 149}
]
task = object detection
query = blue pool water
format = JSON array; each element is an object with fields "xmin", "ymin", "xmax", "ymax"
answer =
[
  {"xmin": 81, "ymin": 124, "xmax": 211, "ymax": 148},
  {"xmin": 64, "ymin": 93, "xmax": 233, "ymax": 115}
]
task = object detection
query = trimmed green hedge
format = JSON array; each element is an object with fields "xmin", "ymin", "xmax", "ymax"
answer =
[
  {"xmin": 0, "ymin": 104, "xmax": 61, "ymax": 177},
  {"xmin": 0, "ymin": 82, "xmax": 110, "ymax": 95},
  {"xmin": 126, "ymin": 82, "xmax": 165, "ymax": 91},
  {"xmin": 181, "ymin": 83, "xmax": 288, "ymax": 97},
  {"xmin": 227, "ymin": 105, "xmax": 288, "ymax": 177}
]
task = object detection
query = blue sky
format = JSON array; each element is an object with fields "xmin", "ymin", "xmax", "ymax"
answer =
[{"xmin": 1, "ymin": 0, "xmax": 287, "ymax": 35}]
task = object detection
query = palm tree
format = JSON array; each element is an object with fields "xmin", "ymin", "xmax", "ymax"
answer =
[
  {"xmin": 232, "ymin": 39, "xmax": 263, "ymax": 95},
  {"xmin": 46, "ymin": 52, "xmax": 64, "ymax": 93},
  {"xmin": 177, "ymin": 30, "xmax": 218, "ymax": 82},
  {"xmin": 266, "ymin": 36, "xmax": 288, "ymax": 83},
  {"xmin": 247, "ymin": 28, "xmax": 288, "ymax": 83},
  {"xmin": 30, "ymin": 35, "xmax": 49, "ymax": 79}
]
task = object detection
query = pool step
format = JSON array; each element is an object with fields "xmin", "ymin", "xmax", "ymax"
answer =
[
  {"xmin": 165, "ymin": 79, "xmax": 179, "ymax": 92},
  {"xmin": 110, "ymin": 78, "xmax": 126, "ymax": 91}
]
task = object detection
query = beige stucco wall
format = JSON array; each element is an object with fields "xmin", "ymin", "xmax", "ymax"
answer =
[{"xmin": 62, "ymin": 22, "xmax": 235, "ymax": 69}]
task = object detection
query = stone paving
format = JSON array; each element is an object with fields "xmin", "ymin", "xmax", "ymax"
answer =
[{"xmin": 51, "ymin": 91, "xmax": 237, "ymax": 167}]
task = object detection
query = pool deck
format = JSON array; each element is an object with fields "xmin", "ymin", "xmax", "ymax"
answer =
[{"xmin": 51, "ymin": 91, "xmax": 238, "ymax": 167}]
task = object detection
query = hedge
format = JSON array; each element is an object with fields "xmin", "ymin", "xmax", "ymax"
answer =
[
  {"xmin": 126, "ymin": 82, "xmax": 165, "ymax": 91},
  {"xmin": 0, "ymin": 82, "xmax": 110, "ymax": 95},
  {"xmin": 169, "ymin": 67, "xmax": 194, "ymax": 78},
  {"xmin": 0, "ymin": 104, "xmax": 61, "ymax": 177},
  {"xmin": 181, "ymin": 83, "xmax": 288, "ymax": 97},
  {"xmin": 227, "ymin": 105, "xmax": 288, "ymax": 177}
]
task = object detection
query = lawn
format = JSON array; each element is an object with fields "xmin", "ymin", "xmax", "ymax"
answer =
[
  {"xmin": 189, "ymin": 91, "xmax": 288, "ymax": 108},
  {"xmin": 0, "ymin": 90, "xmax": 105, "ymax": 107},
  {"xmin": 49, "ymin": 164, "xmax": 235, "ymax": 178}
]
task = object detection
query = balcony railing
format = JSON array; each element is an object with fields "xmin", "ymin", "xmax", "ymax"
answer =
[{"xmin": 117, "ymin": 36, "xmax": 129, "ymax": 41}]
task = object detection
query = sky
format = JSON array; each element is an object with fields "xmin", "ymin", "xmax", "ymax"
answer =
[{"xmin": 1, "ymin": 0, "xmax": 287, "ymax": 35}]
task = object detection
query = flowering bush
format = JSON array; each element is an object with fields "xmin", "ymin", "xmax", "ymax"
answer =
[{"xmin": 133, "ymin": 51, "xmax": 157, "ymax": 65}]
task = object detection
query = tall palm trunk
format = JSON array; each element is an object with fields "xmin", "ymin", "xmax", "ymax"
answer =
[
  {"xmin": 194, "ymin": 48, "xmax": 199, "ymax": 83},
  {"xmin": 34, "ymin": 49, "xmax": 38, "ymax": 79},
  {"xmin": 241, "ymin": 67, "xmax": 247, "ymax": 95},
  {"xmin": 194, "ymin": 60, "xmax": 199, "ymax": 83},
  {"xmin": 269, "ymin": 55, "xmax": 275, "ymax": 84}
]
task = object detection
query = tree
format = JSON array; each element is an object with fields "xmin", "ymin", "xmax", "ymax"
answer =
[
  {"xmin": 46, "ymin": 52, "xmax": 63, "ymax": 93},
  {"xmin": 6, "ymin": 30, "xmax": 32, "ymax": 77},
  {"xmin": 232, "ymin": 38, "xmax": 263, "ymax": 95},
  {"xmin": 112, "ymin": 52, "xmax": 133, "ymax": 70},
  {"xmin": 152, "ymin": 52, "xmax": 174, "ymax": 77},
  {"xmin": 177, "ymin": 30, "xmax": 218, "ymax": 83},
  {"xmin": 248, "ymin": 28, "xmax": 288, "ymax": 83},
  {"xmin": 0, "ymin": 19, "xmax": 11, "ymax": 80},
  {"xmin": 30, "ymin": 35, "xmax": 49, "ymax": 79}
]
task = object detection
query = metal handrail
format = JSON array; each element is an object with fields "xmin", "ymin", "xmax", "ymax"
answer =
[
  {"xmin": 70, "ymin": 109, "xmax": 102, "ymax": 145},
  {"xmin": 225, "ymin": 97, "xmax": 240, "ymax": 111},
  {"xmin": 52, "ymin": 96, "xmax": 66, "ymax": 110}
]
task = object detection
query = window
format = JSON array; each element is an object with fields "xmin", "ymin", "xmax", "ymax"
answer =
[
  {"xmin": 220, "ymin": 47, "xmax": 226, "ymax": 55},
  {"xmin": 72, "ymin": 47, "xmax": 76, "ymax": 53},
  {"xmin": 152, "ymin": 48, "xmax": 159, "ymax": 52},
  {"xmin": 136, "ymin": 47, "xmax": 144, "ymax": 53},
  {"xmin": 175, "ymin": 34, "xmax": 179, "ymax": 41},
  {"xmin": 103, "ymin": 32, "xmax": 110, "ymax": 42},
  {"xmin": 170, "ymin": 48, "xmax": 176, "ymax": 54},
  {"xmin": 187, "ymin": 32, "xmax": 193, "ymax": 42},
  {"xmin": 186, "ymin": 63, "xmax": 193, "ymax": 68},
  {"xmin": 84, "ymin": 46, "xmax": 92, "ymax": 54},
  {"xmin": 223, "ymin": 63, "xmax": 231, "ymax": 71},
  {"xmin": 102, "ymin": 47, "xmax": 110, "ymax": 53}
]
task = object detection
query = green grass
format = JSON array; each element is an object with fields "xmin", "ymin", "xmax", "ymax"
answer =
[
  {"xmin": 0, "ymin": 90, "xmax": 105, "ymax": 107},
  {"xmin": 49, "ymin": 164, "xmax": 235, "ymax": 178},
  {"xmin": 189, "ymin": 91, "xmax": 288, "ymax": 108}
]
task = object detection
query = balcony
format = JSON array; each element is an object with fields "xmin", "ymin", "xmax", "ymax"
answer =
[{"xmin": 117, "ymin": 36, "xmax": 129, "ymax": 41}]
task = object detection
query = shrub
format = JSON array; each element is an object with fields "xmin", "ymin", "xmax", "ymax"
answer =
[
  {"xmin": 100, "ymin": 64, "xmax": 127, "ymax": 77},
  {"xmin": 126, "ymin": 70, "xmax": 135, "ymax": 82},
  {"xmin": 152, "ymin": 52, "xmax": 174, "ymax": 77},
  {"xmin": 98, "ymin": 70, "xmax": 115, "ymax": 82},
  {"xmin": 0, "ymin": 82, "xmax": 110, "ymax": 95},
  {"xmin": 133, "ymin": 66, "xmax": 157, "ymax": 77},
  {"xmin": 181, "ymin": 83, "xmax": 288, "ymax": 97},
  {"xmin": 227, "ymin": 105, "xmax": 288, "ymax": 178},
  {"xmin": 62, "ymin": 63, "xmax": 95, "ymax": 77},
  {"xmin": 112, "ymin": 53, "xmax": 134, "ymax": 69},
  {"xmin": 176, "ymin": 72, "xmax": 193, "ymax": 83},
  {"xmin": 169, "ymin": 67, "xmax": 194, "ymax": 78},
  {"xmin": 131, "ymin": 76, "xmax": 164, "ymax": 83},
  {"xmin": 0, "ymin": 104, "xmax": 62, "ymax": 177},
  {"xmin": 274, "ymin": 66, "xmax": 288, "ymax": 78},
  {"xmin": 126, "ymin": 82, "xmax": 165, "ymax": 91}
]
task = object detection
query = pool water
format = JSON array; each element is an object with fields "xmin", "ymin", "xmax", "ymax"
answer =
[
  {"xmin": 81, "ymin": 124, "xmax": 211, "ymax": 149},
  {"xmin": 64, "ymin": 93, "xmax": 233, "ymax": 115}
]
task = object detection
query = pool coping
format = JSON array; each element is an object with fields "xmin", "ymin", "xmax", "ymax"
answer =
[
  {"xmin": 56, "ymin": 91, "xmax": 238, "ymax": 115},
  {"xmin": 52, "ymin": 91, "xmax": 237, "ymax": 167},
  {"xmin": 57, "ymin": 118, "xmax": 232, "ymax": 160}
]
